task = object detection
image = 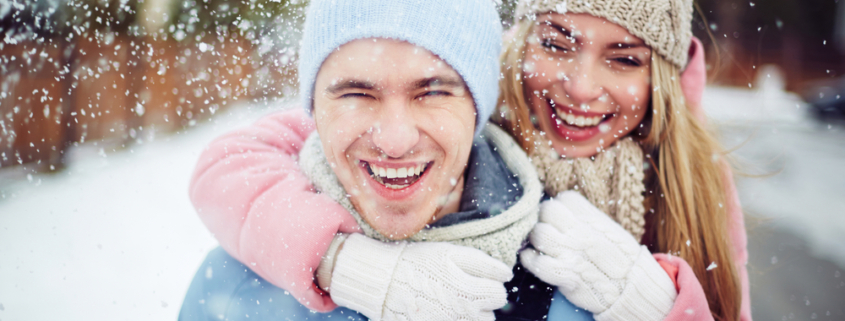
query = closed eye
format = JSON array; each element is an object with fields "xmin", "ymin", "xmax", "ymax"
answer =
[
  {"xmin": 340, "ymin": 92, "xmax": 372, "ymax": 99},
  {"xmin": 610, "ymin": 56, "xmax": 641, "ymax": 67},
  {"xmin": 541, "ymin": 40, "xmax": 569, "ymax": 53},
  {"xmin": 418, "ymin": 90, "xmax": 451, "ymax": 99}
]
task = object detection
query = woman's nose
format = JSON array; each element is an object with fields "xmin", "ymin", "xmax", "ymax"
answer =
[{"xmin": 563, "ymin": 61, "xmax": 604, "ymax": 105}]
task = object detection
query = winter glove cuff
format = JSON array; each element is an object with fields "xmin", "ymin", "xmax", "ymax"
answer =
[
  {"xmin": 316, "ymin": 233, "xmax": 349, "ymax": 292},
  {"xmin": 329, "ymin": 233, "xmax": 406, "ymax": 321},
  {"xmin": 595, "ymin": 247, "xmax": 678, "ymax": 321}
]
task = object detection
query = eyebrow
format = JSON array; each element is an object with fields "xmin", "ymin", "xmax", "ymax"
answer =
[
  {"xmin": 541, "ymin": 21, "xmax": 575, "ymax": 40},
  {"xmin": 411, "ymin": 76, "xmax": 465, "ymax": 90},
  {"xmin": 608, "ymin": 42, "xmax": 647, "ymax": 50},
  {"xmin": 325, "ymin": 79, "xmax": 377, "ymax": 95},
  {"xmin": 541, "ymin": 20, "xmax": 647, "ymax": 50}
]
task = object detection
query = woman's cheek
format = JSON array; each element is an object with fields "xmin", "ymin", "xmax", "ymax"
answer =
[
  {"xmin": 615, "ymin": 80, "xmax": 646, "ymax": 107},
  {"xmin": 523, "ymin": 51, "xmax": 555, "ymax": 85}
]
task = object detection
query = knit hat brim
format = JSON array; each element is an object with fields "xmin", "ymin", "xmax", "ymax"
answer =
[
  {"xmin": 516, "ymin": 0, "xmax": 694, "ymax": 69},
  {"xmin": 298, "ymin": 0, "xmax": 503, "ymax": 137}
]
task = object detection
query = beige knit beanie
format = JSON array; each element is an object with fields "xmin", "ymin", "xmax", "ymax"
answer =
[{"xmin": 515, "ymin": 0, "xmax": 694, "ymax": 69}]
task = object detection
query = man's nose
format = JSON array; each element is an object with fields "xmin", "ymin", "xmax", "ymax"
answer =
[
  {"xmin": 563, "ymin": 59, "xmax": 604, "ymax": 105},
  {"xmin": 372, "ymin": 99, "xmax": 419, "ymax": 158}
]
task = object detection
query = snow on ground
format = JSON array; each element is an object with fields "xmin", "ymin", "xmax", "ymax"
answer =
[
  {"xmin": 703, "ymin": 81, "xmax": 845, "ymax": 269},
  {"xmin": 0, "ymin": 103, "xmax": 288, "ymax": 320},
  {"xmin": 703, "ymin": 65, "xmax": 813, "ymax": 127}
]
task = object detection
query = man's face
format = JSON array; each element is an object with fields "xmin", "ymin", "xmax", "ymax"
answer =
[{"xmin": 313, "ymin": 38, "xmax": 477, "ymax": 240}]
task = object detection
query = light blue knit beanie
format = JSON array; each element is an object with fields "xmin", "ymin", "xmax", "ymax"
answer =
[{"xmin": 299, "ymin": 0, "xmax": 502, "ymax": 136}]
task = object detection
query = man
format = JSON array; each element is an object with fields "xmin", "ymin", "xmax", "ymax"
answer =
[{"xmin": 179, "ymin": 0, "xmax": 552, "ymax": 320}]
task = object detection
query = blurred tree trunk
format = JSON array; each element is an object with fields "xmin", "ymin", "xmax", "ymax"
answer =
[
  {"xmin": 54, "ymin": 39, "xmax": 79, "ymax": 172},
  {"xmin": 125, "ymin": 35, "xmax": 146, "ymax": 144},
  {"xmin": 715, "ymin": 0, "xmax": 750, "ymax": 87},
  {"xmin": 781, "ymin": 31, "xmax": 804, "ymax": 91},
  {"xmin": 835, "ymin": 0, "xmax": 845, "ymax": 54}
]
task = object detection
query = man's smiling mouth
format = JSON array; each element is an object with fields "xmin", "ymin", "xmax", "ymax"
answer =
[{"xmin": 362, "ymin": 161, "xmax": 432, "ymax": 190}]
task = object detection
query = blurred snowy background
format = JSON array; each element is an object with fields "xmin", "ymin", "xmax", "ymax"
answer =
[{"xmin": 1, "ymin": 0, "xmax": 844, "ymax": 320}]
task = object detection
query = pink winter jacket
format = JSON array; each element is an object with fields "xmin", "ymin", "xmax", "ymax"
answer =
[
  {"xmin": 189, "ymin": 111, "xmax": 360, "ymax": 311},
  {"xmin": 189, "ymin": 37, "xmax": 751, "ymax": 320}
]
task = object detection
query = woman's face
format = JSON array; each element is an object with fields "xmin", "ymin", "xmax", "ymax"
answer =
[{"xmin": 522, "ymin": 13, "xmax": 651, "ymax": 158}]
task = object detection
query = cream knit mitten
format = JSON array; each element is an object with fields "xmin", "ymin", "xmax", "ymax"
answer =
[
  {"xmin": 328, "ymin": 233, "xmax": 512, "ymax": 321},
  {"xmin": 520, "ymin": 192, "xmax": 677, "ymax": 321}
]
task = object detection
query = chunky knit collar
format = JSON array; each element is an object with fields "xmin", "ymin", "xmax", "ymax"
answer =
[
  {"xmin": 430, "ymin": 133, "xmax": 524, "ymax": 228},
  {"xmin": 529, "ymin": 135, "xmax": 647, "ymax": 241},
  {"xmin": 298, "ymin": 124, "xmax": 543, "ymax": 267}
]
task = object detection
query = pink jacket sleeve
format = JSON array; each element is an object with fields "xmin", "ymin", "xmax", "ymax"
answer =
[
  {"xmin": 189, "ymin": 108, "xmax": 360, "ymax": 312},
  {"xmin": 724, "ymin": 164, "xmax": 753, "ymax": 321},
  {"xmin": 654, "ymin": 253, "xmax": 712, "ymax": 320}
]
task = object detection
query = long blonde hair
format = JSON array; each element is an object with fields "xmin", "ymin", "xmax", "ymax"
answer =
[{"xmin": 494, "ymin": 20, "xmax": 742, "ymax": 321}]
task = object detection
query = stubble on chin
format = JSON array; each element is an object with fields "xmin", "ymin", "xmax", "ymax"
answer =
[{"xmin": 355, "ymin": 201, "xmax": 438, "ymax": 240}]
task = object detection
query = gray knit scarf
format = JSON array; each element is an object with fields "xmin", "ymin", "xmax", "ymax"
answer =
[
  {"xmin": 529, "ymin": 135, "xmax": 647, "ymax": 241},
  {"xmin": 298, "ymin": 124, "xmax": 543, "ymax": 267}
]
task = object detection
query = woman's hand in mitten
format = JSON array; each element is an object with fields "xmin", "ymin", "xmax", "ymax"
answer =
[
  {"xmin": 329, "ymin": 233, "xmax": 512, "ymax": 321},
  {"xmin": 520, "ymin": 191, "xmax": 677, "ymax": 321}
]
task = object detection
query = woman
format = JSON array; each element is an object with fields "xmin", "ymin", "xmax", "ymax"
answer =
[{"xmin": 497, "ymin": 1, "xmax": 750, "ymax": 320}]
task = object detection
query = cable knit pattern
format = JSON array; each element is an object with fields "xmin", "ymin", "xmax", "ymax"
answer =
[
  {"xmin": 330, "ymin": 234, "xmax": 407, "ymax": 319},
  {"xmin": 596, "ymin": 250, "xmax": 678, "ymax": 321},
  {"xmin": 330, "ymin": 234, "xmax": 513, "ymax": 321},
  {"xmin": 299, "ymin": 123, "xmax": 543, "ymax": 267},
  {"xmin": 521, "ymin": 191, "xmax": 677, "ymax": 319},
  {"xmin": 530, "ymin": 136, "xmax": 646, "ymax": 241},
  {"xmin": 515, "ymin": 0, "xmax": 694, "ymax": 69}
]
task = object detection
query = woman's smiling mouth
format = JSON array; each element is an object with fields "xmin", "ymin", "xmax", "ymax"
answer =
[{"xmin": 546, "ymin": 98, "xmax": 614, "ymax": 141}]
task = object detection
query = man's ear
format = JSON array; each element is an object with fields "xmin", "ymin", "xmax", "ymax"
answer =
[{"xmin": 680, "ymin": 37, "xmax": 707, "ymax": 124}]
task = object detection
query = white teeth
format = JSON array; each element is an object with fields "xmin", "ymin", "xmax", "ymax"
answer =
[
  {"xmin": 554, "ymin": 109, "xmax": 606, "ymax": 128},
  {"xmin": 368, "ymin": 163, "xmax": 427, "ymax": 181}
]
